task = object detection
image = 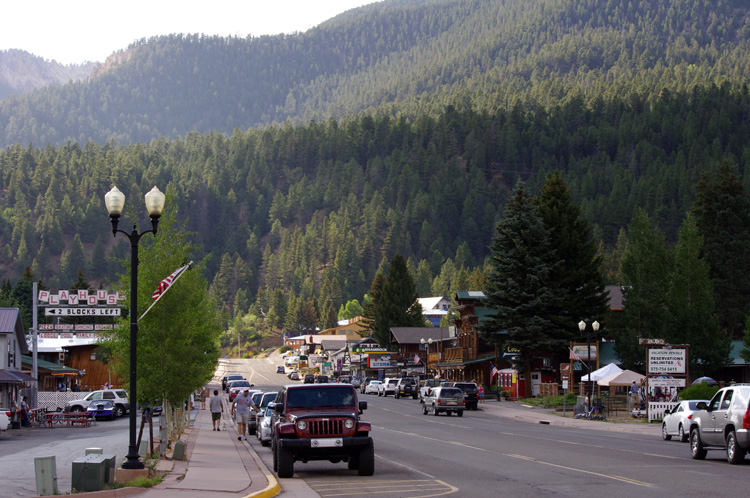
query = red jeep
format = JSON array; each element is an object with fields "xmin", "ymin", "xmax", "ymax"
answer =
[{"xmin": 272, "ymin": 383, "xmax": 374, "ymax": 478}]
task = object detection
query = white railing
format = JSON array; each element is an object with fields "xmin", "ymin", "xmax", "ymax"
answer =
[{"xmin": 648, "ymin": 401, "xmax": 679, "ymax": 422}]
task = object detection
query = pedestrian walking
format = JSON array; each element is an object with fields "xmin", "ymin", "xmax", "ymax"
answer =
[
  {"xmin": 209, "ymin": 389, "xmax": 225, "ymax": 431},
  {"xmin": 200, "ymin": 387, "xmax": 208, "ymax": 410},
  {"xmin": 20, "ymin": 396, "xmax": 30, "ymax": 427},
  {"xmin": 478, "ymin": 384, "xmax": 485, "ymax": 404},
  {"xmin": 630, "ymin": 380, "xmax": 640, "ymax": 416},
  {"xmin": 232, "ymin": 388, "xmax": 258, "ymax": 441}
]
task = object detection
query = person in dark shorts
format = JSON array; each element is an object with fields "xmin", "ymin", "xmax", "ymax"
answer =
[{"xmin": 209, "ymin": 389, "xmax": 225, "ymax": 431}]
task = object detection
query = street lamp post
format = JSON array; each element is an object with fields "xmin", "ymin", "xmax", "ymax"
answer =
[
  {"xmin": 420, "ymin": 338, "xmax": 432, "ymax": 376},
  {"xmin": 577, "ymin": 320, "xmax": 600, "ymax": 401},
  {"xmin": 105, "ymin": 185, "xmax": 165, "ymax": 470}
]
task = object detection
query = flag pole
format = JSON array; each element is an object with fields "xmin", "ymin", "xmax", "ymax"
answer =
[{"xmin": 139, "ymin": 261, "xmax": 193, "ymax": 322}]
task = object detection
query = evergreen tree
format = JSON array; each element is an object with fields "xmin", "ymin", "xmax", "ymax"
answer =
[
  {"xmin": 371, "ymin": 254, "xmax": 424, "ymax": 347},
  {"xmin": 668, "ymin": 215, "xmax": 730, "ymax": 377},
  {"xmin": 360, "ymin": 274, "xmax": 385, "ymax": 339},
  {"xmin": 478, "ymin": 182, "xmax": 560, "ymax": 397},
  {"xmin": 616, "ymin": 210, "xmax": 673, "ymax": 370},
  {"xmin": 535, "ymin": 171, "xmax": 608, "ymax": 341},
  {"xmin": 691, "ymin": 162, "xmax": 750, "ymax": 339}
]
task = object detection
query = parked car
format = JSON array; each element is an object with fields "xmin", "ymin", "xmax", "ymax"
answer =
[
  {"xmin": 689, "ymin": 384, "xmax": 750, "ymax": 464},
  {"xmin": 0, "ymin": 407, "xmax": 10, "ymax": 433},
  {"xmin": 304, "ymin": 374, "xmax": 315, "ymax": 384},
  {"xmin": 256, "ymin": 403, "xmax": 276, "ymax": 446},
  {"xmin": 422, "ymin": 386, "xmax": 465, "ymax": 416},
  {"xmin": 360, "ymin": 377, "xmax": 376, "ymax": 394},
  {"xmin": 442, "ymin": 382, "xmax": 479, "ymax": 410},
  {"xmin": 276, "ymin": 366, "xmax": 286, "ymax": 374},
  {"xmin": 365, "ymin": 381, "xmax": 382, "ymax": 395},
  {"xmin": 662, "ymin": 400, "xmax": 709, "ymax": 442},
  {"xmin": 87, "ymin": 400, "xmax": 116, "ymax": 420},
  {"xmin": 228, "ymin": 380, "xmax": 254, "ymax": 401},
  {"xmin": 271, "ymin": 383, "xmax": 373, "ymax": 478},
  {"xmin": 65, "ymin": 389, "xmax": 130, "ymax": 418},
  {"xmin": 377, "ymin": 378, "xmax": 398, "ymax": 397},
  {"xmin": 395, "ymin": 377, "xmax": 419, "ymax": 399},
  {"xmin": 223, "ymin": 374, "xmax": 245, "ymax": 392}
]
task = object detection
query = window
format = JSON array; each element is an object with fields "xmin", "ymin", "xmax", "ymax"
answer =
[{"xmin": 720, "ymin": 390, "xmax": 733, "ymax": 410}]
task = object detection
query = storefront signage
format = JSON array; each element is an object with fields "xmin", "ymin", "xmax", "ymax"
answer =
[
  {"xmin": 45, "ymin": 308, "xmax": 121, "ymax": 316},
  {"xmin": 648, "ymin": 348, "xmax": 686, "ymax": 374},
  {"xmin": 37, "ymin": 289, "xmax": 125, "ymax": 305}
]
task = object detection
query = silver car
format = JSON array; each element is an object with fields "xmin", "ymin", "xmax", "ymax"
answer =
[
  {"xmin": 662, "ymin": 400, "xmax": 708, "ymax": 442},
  {"xmin": 256, "ymin": 403, "xmax": 275, "ymax": 447}
]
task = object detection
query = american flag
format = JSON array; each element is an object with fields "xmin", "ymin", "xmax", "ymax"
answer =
[
  {"xmin": 414, "ymin": 353, "xmax": 420, "ymax": 365},
  {"xmin": 569, "ymin": 348, "xmax": 583, "ymax": 362},
  {"xmin": 490, "ymin": 363, "xmax": 498, "ymax": 381},
  {"xmin": 152, "ymin": 263, "xmax": 190, "ymax": 300}
]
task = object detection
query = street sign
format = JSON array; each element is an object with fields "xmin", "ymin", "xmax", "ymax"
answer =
[
  {"xmin": 560, "ymin": 363, "xmax": 571, "ymax": 381},
  {"xmin": 44, "ymin": 308, "xmax": 121, "ymax": 316},
  {"xmin": 639, "ymin": 338, "xmax": 665, "ymax": 345}
]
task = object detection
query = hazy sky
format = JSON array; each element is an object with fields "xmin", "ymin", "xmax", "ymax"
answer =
[{"xmin": 0, "ymin": 1, "xmax": 381, "ymax": 65}]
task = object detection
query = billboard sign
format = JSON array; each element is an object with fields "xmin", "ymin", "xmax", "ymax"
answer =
[{"xmin": 648, "ymin": 348, "xmax": 687, "ymax": 374}]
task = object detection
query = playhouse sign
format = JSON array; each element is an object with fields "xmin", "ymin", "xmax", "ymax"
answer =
[{"xmin": 38, "ymin": 289, "xmax": 125, "ymax": 306}]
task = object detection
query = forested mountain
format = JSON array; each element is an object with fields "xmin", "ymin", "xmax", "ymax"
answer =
[
  {"xmin": 0, "ymin": 0, "xmax": 748, "ymax": 148},
  {"xmin": 1, "ymin": 0, "xmax": 750, "ymax": 330},
  {"xmin": 0, "ymin": 50, "xmax": 95, "ymax": 101}
]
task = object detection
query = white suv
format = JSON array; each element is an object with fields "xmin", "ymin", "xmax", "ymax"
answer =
[
  {"xmin": 65, "ymin": 389, "xmax": 130, "ymax": 418},
  {"xmin": 378, "ymin": 378, "xmax": 398, "ymax": 397}
]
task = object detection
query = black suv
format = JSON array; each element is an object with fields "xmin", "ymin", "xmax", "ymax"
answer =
[
  {"xmin": 395, "ymin": 377, "xmax": 418, "ymax": 399},
  {"xmin": 272, "ymin": 383, "xmax": 374, "ymax": 477},
  {"xmin": 304, "ymin": 374, "xmax": 315, "ymax": 384},
  {"xmin": 442, "ymin": 382, "xmax": 479, "ymax": 410}
]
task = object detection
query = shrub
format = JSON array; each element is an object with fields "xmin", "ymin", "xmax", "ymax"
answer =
[{"xmin": 677, "ymin": 383, "xmax": 720, "ymax": 400}]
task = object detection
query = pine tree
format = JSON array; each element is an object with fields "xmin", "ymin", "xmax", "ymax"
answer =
[
  {"xmin": 691, "ymin": 161, "xmax": 750, "ymax": 339},
  {"xmin": 616, "ymin": 209, "xmax": 673, "ymax": 369},
  {"xmin": 668, "ymin": 215, "xmax": 730, "ymax": 377},
  {"xmin": 478, "ymin": 182, "xmax": 561, "ymax": 397},
  {"xmin": 535, "ymin": 171, "xmax": 609, "ymax": 341}
]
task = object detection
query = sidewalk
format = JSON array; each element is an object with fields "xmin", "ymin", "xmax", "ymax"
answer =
[
  {"xmin": 69, "ymin": 393, "xmax": 284, "ymax": 498},
  {"xmin": 478, "ymin": 397, "xmax": 661, "ymax": 436}
]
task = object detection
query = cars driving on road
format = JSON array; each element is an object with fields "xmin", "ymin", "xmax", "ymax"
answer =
[
  {"xmin": 228, "ymin": 380, "xmax": 254, "ymax": 401},
  {"xmin": 271, "ymin": 383, "xmax": 374, "ymax": 478},
  {"xmin": 288, "ymin": 372, "xmax": 300, "ymax": 380},
  {"xmin": 65, "ymin": 389, "xmax": 130, "ymax": 418},
  {"xmin": 377, "ymin": 378, "xmax": 398, "ymax": 397},
  {"xmin": 395, "ymin": 377, "xmax": 418, "ymax": 399},
  {"xmin": 276, "ymin": 366, "xmax": 286, "ymax": 373},
  {"xmin": 360, "ymin": 377, "xmax": 376, "ymax": 394},
  {"xmin": 364, "ymin": 380, "xmax": 382, "ymax": 395},
  {"xmin": 223, "ymin": 374, "xmax": 245, "ymax": 392},
  {"xmin": 421, "ymin": 386, "xmax": 465, "ymax": 416},
  {"xmin": 304, "ymin": 374, "xmax": 315, "ymax": 384},
  {"xmin": 689, "ymin": 384, "xmax": 750, "ymax": 464},
  {"xmin": 442, "ymin": 382, "xmax": 479, "ymax": 410},
  {"xmin": 662, "ymin": 399, "xmax": 709, "ymax": 442},
  {"xmin": 315, "ymin": 375, "xmax": 329, "ymax": 383}
]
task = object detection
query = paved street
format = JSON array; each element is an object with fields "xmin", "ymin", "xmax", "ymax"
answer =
[
  {"xmin": 0, "ymin": 414, "xmax": 132, "ymax": 497},
  {"xmin": 4, "ymin": 353, "xmax": 750, "ymax": 498}
]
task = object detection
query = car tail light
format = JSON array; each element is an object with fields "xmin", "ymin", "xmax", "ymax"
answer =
[{"xmin": 743, "ymin": 410, "xmax": 750, "ymax": 430}]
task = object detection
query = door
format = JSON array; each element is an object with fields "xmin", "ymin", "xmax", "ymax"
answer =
[
  {"xmin": 705, "ymin": 389, "xmax": 732, "ymax": 446},
  {"xmin": 531, "ymin": 372, "xmax": 541, "ymax": 396}
]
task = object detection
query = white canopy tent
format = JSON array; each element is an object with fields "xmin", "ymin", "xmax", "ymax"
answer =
[
  {"xmin": 597, "ymin": 369, "xmax": 645, "ymax": 387},
  {"xmin": 581, "ymin": 363, "xmax": 622, "ymax": 382}
]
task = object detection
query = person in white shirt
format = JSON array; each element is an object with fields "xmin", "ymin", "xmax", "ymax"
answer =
[
  {"xmin": 232, "ymin": 389, "xmax": 258, "ymax": 441},
  {"xmin": 209, "ymin": 390, "xmax": 225, "ymax": 431}
]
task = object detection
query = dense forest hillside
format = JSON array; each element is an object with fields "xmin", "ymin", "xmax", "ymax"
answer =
[
  {"xmin": 0, "ymin": 0, "xmax": 748, "ymax": 148},
  {"xmin": 1, "ymin": 84, "xmax": 749, "ymax": 320},
  {"xmin": 0, "ymin": 50, "xmax": 95, "ymax": 100}
]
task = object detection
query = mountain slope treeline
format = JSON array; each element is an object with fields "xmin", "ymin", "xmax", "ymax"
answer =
[
  {"xmin": 1, "ymin": 84, "xmax": 749, "ymax": 319},
  {"xmin": 0, "ymin": 0, "xmax": 749, "ymax": 148}
]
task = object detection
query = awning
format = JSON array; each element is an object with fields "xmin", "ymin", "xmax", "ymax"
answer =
[{"xmin": 0, "ymin": 369, "xmax": 37, "ymax": 383}]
